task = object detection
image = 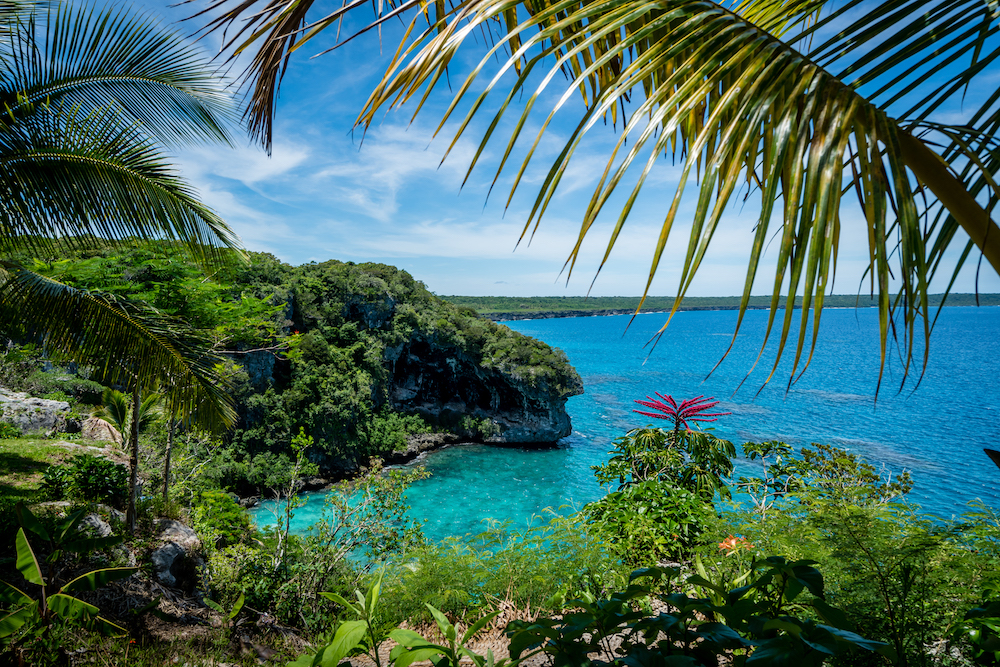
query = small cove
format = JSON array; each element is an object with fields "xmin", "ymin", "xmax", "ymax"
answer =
[{"xmin": 251, "ymin": 307, "xmax": 1000, "ymax": 539}]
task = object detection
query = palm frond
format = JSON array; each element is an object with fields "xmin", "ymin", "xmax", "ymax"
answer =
[
  {"xmin": 1, "ymin": 2, "xmax": 237, "ymax": 147},
  {"xmin": 351, "ymin": 0, "xmax": 1000, "ymax": 393},
  {"xmin": 0, "ymin": 1, "xmax": 44, "ymax": 25},
  {"xmin": 198, "ymin": 0, "xmax": 1000, "ymax": 393},
  {"xmin": 0, "ymin": 102, "xmax": 243, "ymax": 269},
  {"xmin": 0, "ymin": 266, "xmax": 236, "ymax": 432}
]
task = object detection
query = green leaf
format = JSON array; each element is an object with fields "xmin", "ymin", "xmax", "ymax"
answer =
[
  {"xmin": 390, "ymin": 646, "xmax": 447, "ymax": 667},
  {"xmin": 47, "ymin": 593, "xmax": 99, "ymax": 624},
  {"xmin": 0, "ymin": 579, "xmax": 32, "ymax": 606},
  {"xmin": 0, "ymin": 605, "xmax": 35, "ymax": 638},
  {"xmin": 462, "ymin": 610, "xmax": 501, "ymax": 644},
  {"xmin": 319, "ymin": 592, "xmax": 362, "ymax": 618},
  {"xmin": 819, "ymin": 625, "xmax": 892, "ymax": 653},
  {"xmin": 60, "ymin": 567, "xmax": 136, "ymax": 594},
  {"xmin": 203, "ymin": 598, "xmax": 224, "ymax": 613},
  {"xmin": 63, "ymin": 536, "xmax": 124, "ymax": 553},
  {"xmin": 229, "ymin": 593, "xmax": 245, "ymax": 621},
  {"xmin": 315, "ymin": 619, "xmax": 368, "ymax": 667},
  {"xmin": 14, "ymin": 528, "xmax": 44, "ymax": 586},
  {"xmin": 14, "ymin": 502, "xmax": 49, "ymax": 541},
  {"xmin": 55, "ymin": 509, "xmax": 88, "ymax": 544},
  {"xmin": 389, "ymin": 628, "xmax": 432, "ymax": 647},
  {"xmin": 364, "ymin": 570, "xmax": 383, "ymax": 615},
  {"xmin": 425, "ymin": 603, "xmax": 456, "ymax": 642}
]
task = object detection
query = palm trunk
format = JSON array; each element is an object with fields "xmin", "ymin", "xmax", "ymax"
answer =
[
  {"xmin": 162, "ymin": 415, "xmax": 174, "ymax": 502},
  {"xmin": 126, "ymin": 383, "xmax": 140, "ymax": 535}
]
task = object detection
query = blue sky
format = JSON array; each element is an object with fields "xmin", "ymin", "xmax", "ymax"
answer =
[{"xmin": 146, "ymin": 0, "xmax": 1000, "ymax": 298}]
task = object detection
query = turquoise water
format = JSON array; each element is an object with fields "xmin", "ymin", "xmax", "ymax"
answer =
[{"xmin": 251, "ymin": 307, "xmax": 1000, "ymax": 539}]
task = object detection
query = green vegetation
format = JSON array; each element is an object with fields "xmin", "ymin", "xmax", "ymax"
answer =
[
  {"xmin": 3, "ymin": 390, "xmax": 1000, "ymax": 666},
  {"xmin": 7, "ymin": 243, "xmax": 579, "ymax": 491},
  {"xmin": 444, "ymin": 294, "xmax": 1000, "ymax": 316}
]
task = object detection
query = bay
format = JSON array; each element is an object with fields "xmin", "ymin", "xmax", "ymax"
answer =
[{"xmin": 251, "ymin": 307, "xmax": 1000, "ymax": 539}]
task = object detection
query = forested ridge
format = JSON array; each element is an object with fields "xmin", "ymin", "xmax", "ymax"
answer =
[{"xmin": 4, "ymin": 242, "xmax": 580, "ymax": 482}]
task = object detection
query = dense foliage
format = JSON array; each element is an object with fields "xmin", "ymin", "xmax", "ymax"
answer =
[{"xmin": 5, "ymin": 242, "xmax": 579, "ymax": 488}]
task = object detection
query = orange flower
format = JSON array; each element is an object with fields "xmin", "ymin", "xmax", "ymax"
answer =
[{"xmin": 718, "ymin": 535, "xmax": 753, "ymax": 554}]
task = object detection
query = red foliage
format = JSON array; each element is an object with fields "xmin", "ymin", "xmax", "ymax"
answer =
[{"xmin": 633, "ymin": 393, "xmax": 730, "ymax": 430}]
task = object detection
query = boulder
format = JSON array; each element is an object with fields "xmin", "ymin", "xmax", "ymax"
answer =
[
  {"xmin": 80, "ymin": 514, "xmax": 113, "ymax": 538},
  {"xmin": 155, "ymin": 519, "xmax": 201, "ymax": 552},
  {"xmin": 0, "ymin": 388, "xmax": 71, "ymax": 435},
  {"xmin": 81, "ymin": 417, "xmax": 122, "ymax": 444},
  {"xmin": 151, "ymin": 520, "xmax": 203, "ymax": 592}
]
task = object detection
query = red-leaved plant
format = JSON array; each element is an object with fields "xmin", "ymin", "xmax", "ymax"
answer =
[{"xmin": 633, "ymin": 394, "xmax": 730, "ymax": 432}]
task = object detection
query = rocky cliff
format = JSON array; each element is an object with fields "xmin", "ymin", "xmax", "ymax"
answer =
[{"xmin": 386, "ymin": 332, "xmax": 582, "ymax": 443}]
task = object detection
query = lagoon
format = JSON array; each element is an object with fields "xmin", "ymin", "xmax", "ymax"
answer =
[{"xmin": 252, "ymin": 307, "xmax": 1000, "ymax": 539}]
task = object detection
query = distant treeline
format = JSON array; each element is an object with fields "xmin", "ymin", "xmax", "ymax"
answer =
[{"xmin": 443, "ymin": 293, "xmax": 1000, "ymax": 318}]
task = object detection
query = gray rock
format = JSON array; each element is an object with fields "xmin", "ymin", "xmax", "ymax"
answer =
[
  {"xmin": 0, "ymin": 388, "xmax": 70, "ymax": 435},
  {"xmin": 95, "ymin": 504, "xmax": 125, "ymax": 523},
  {"xmin": 152, "ymin": 520, "xmax": 204, "ymax": 592},
  {"xmin": 151, "ymin": 542, "xmax": 188, "ymax": 589},
  {"xmin": 155, "ymin": 519, "xmax": 201, "ymax": 552},
  {"xmin": 79, "ymin": 514, "xmax": 112, "ymax": 538},
  {"xmin": 81, "ymin": 417, "xmax": 122, "ymax": 444}
]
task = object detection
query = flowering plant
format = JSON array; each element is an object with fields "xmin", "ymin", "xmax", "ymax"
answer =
[
  {"xmin": 718, "ymin": 534, "xmax": 754, "ymax": 556},
  {"xmin": 633, "ymin": 393, "xmax": 730, "ymax": 432}
]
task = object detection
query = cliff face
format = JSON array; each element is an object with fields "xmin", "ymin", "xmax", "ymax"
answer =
[{"xmin": 385, "ymin": 333, "xmax": 583, "ymax": 443}]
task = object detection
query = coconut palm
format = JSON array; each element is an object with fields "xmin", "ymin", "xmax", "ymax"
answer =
[
  {"xmin": 199, "ymin": 0, "xmax": 1000, "ymax": 393},
  {"xmin": 0, "ymin": 2, "xmax": 246, "ymax": 530}
]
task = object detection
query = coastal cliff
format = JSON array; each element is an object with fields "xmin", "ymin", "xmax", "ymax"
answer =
[{"xmin": 15, "ymin": 245, "xmax": 582, "ymax": 477}]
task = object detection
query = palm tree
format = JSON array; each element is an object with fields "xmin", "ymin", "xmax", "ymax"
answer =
[
  {"xmin": 198, "ymin": 0, "xmax": 1000, "ymax": 394},
  {"xmin": 0, "ymin": 2, "xmax": 245, "ymax": 530}
]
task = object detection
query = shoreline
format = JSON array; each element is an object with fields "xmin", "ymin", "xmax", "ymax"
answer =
[{"xmin": 486, "ymin": 305, "xmax": 830, "ymax": 321}]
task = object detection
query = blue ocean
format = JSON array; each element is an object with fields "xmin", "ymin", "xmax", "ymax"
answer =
[{"xmin": 251, "ymin": 307, "xmax": 1000, "ymax": 539}]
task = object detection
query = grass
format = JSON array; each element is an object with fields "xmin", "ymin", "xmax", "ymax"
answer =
[{"xmin": 0, "ymin": 436, "xmax": 113, "ymax": 534}]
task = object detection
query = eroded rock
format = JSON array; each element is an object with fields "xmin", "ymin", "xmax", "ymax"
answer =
[
  {"xmin": 386, "ymin": 334, "xmax": 583, "ymax": 444},
  {"xmin": 152, "ymin": 520, "xmax": 203, "ymax": 593},
  {"xmin": 0, "ymin": 388, "xmax": 70, "ymax": 435},
  {"xmin": 81, "ymin": 417, "xmax": 122, "ymax": 444}
]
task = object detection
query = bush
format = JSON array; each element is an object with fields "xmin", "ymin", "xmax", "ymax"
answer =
[
  {"xmin": 191, "ymin": 490, "xmax": 253, "ymax": 549},
  {"xmin": 0, "ymin": 422, "xmax": 21, "ymax": 439},
  {"xmin": 583, "ymin": 480, "xmax": 713, "ymax": 565},
  {"xmin": 42, "ymin": 455, "xmax": 128, "ymax": 508}
]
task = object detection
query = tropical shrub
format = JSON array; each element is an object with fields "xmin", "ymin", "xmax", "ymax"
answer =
[
  {"xmin": 0, "ymin": 505, "xmax": 135, "ymax": 665},
  {"xmin": 42, "ymin": 455, "xmax": 128, "ymax": 508},
  {"xmin": 584, "ymin": 480, "xmax": 713, "ymax": 565},
  {"xmin": 0, "ymin": 421, "xmax": 21, "ymax": 439},
  {"xmin": 507, "ymin": 560, "xmax": 892, "ymax": 667},
  {"xmin": 191, "ymin": 490, "xmax": 253, "ymax": 549}
]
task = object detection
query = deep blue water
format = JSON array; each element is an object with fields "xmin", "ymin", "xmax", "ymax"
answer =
[{"xmin": 251, "ymin": 307, "xmax": 1000, "ymax": 539}]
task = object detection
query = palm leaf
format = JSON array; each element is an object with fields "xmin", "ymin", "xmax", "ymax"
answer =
[
  {"xmin": 354, "ymin": 0, "xmax": 1000, "ymax": 392},
  {"xmin": 200, "ymin": 0, "xmax": 1000, "ymax": 392},
  {"xmin": 0, "ymin": 101, "xmax": 243, "ymax": 269},
  {"xmin": 0, "ymin": 2, "xmax": 236, "ymax": 147},
  {"xmin": 0, "ymin": 266, "xmax": 236, "ymax": 432}
]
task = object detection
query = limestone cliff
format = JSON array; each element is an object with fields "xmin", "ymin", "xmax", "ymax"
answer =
[{"xmin": 385, "ymin": 332, "xmax": 583, "ymax": 444}]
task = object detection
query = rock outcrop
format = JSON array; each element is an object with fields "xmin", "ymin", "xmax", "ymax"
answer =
[
  {"xmin": 81, "ymin": 417, "xmax": 122, "ymax": 444},
  {"xmin": 151, "ymin": 519, "xmax": 203, "ymax": 592},
  {"xmin": 385, "ymin": 334, "xmax": 583, "ymax": 443},
  {"xmin": 0, "ymin": 388, "xmax": 73, "ymax": 435}
]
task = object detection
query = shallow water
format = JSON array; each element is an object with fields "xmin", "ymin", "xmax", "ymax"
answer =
[{"xmin": 251, "ymin": 307, "xmax": 1000, "ymax": 539}]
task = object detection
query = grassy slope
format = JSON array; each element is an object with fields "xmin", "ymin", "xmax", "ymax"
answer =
[
  {"xmin": 443, "ymin": 293, "xmax": 1000, "ymax": 314},
  {"xmin": 0, "ymin": 438, "xmax": 114, "ymax": 517}
]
